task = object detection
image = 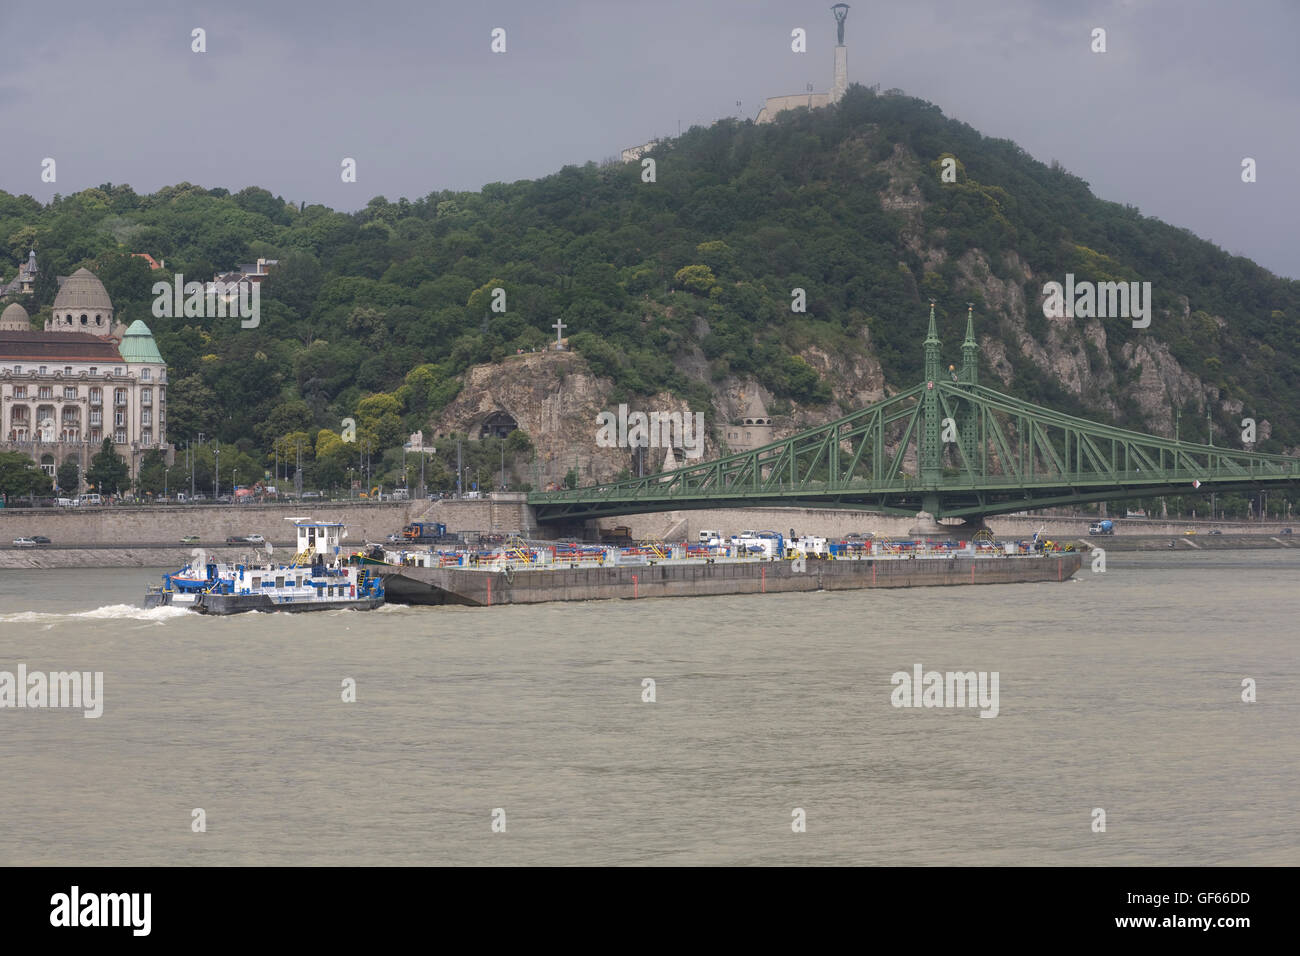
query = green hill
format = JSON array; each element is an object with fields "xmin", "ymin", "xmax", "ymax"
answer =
[{"xmin": 2, "ymin": 83, "xmax": 1297, "ymax": 498}]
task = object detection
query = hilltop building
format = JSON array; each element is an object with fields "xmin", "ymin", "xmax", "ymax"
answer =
[
  {"xmin": 205, "ymin": 256, "xmax": 278, "ymax": 306},
  {"xmin": 756, "ymin": 4, "xmax": 851, "ymax": 124},
  {"xmin": 2, "ymin": 249, "xmax": 39, "ymax": 297},
  {"xmin": 0, "ymin": 267, "xmax": 171, "ymax": 488},
  {"xmin": 620, "ymin": 140, "xmax": 661, "ymax": 164}
]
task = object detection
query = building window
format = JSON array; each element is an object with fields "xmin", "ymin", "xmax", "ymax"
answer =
[
  {"xmin": 39, "ymin": 366, "xmax": 47, "ymax": 375},
  {"xmin": 64, "ymin": 366, "xmax": 72, "ymax": 375},
  {"xmin": 13, "ymin": 386, "xmax": 25, "ymax": 399},
  {"xmin": 142, "ymin": 388, "xmax": 152, "ymax": 406},
  {"xmin": 114, "ymin": 411, "xmax": 125, "ymax": 427},
  {"xmin": 142, "ymin": 430, "xmax": 153, "ymax": 445},
  {"xmin": 142, "ymin": 410, "xmax": 152, "ymax": 426},
  {"xmin": 38, "ymin": 386, "xmax": 52, "ymax": 400},
  {"xmin": 13, "ymin": 366, "xmax": 20, "ymax": 373},
  {"xmin": 89, "ymin": 367, "xmax": 96, "ymax": 375},
  {"xmin": 63, "ymin": 387, "xmax": 77, "ymax": 400},
  {"xmin": 142, "ymin": 368, "xmax": 151, "ymax": 381},
  {"xmin": 89, "ymin": 388, "xmax": 101, "ymax": 405},
  {"xmin": 90, "ymin": 411, "xmax": 101, "ymax": 426},
  {"xmin": 114, "ymin": 388, "xmax": 127, "ymax": 406},
  {"xmin": 114, "ymin": 430, "xmax": 126, "ymax": 444}
]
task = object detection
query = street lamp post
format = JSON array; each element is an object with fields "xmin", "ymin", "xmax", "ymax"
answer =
[{"xmin": 214, "ymin": 440, "xmax": 220, "ymax": 500}]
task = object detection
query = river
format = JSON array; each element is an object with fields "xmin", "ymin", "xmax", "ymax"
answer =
[{"xmin": 0, "ymin": 551, "xmax": 1295, "ymax": 865}]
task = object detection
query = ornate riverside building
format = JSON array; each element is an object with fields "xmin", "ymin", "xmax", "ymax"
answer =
[{"xmin": 0, "ymin": 268, "xmax": 171, "ymax": 489}]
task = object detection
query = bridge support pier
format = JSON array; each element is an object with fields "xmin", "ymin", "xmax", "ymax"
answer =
[{"xmin": 908, "ymin": 511, "xmax": 991, "ymax": 538}]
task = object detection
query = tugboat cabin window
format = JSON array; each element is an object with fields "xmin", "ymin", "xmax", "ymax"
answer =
[
  {"xmin": 252, "ymin": 576, "xmax": 261, "ymax": 588},
  {"xmin": 276, "ymin": 576, "xmax": 285, "ymax": 588}
]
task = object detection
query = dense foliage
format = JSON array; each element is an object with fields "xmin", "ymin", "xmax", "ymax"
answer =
[{"xmin": 2, "ymin": 84, "xmax": 1297, "ymax": 494}]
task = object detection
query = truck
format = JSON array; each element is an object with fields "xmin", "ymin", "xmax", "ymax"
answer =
[
  {"xmin": 791, "ymin": 535, "xmax": 829, "ymax": 557},
  {"xmin": 1088, "ymin": 520, "xmax": 1115, "ymax": 535},
  {"xmin": 402, "ymin": 521, "xmax": 448, "ymax": 544}
]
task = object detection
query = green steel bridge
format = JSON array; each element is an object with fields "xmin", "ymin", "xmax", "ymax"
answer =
[{"xmin": 528, "ymin": 304, "xmax": 1299, "ymax": 524}]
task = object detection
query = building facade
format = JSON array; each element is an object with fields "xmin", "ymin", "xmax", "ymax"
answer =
[{"xmin": 0, "ymin": 268, "xmax": 170, "ymax": 490}]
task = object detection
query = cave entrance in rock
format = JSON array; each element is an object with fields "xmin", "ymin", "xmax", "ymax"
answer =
[{"xmin": 479, "ymin": 411, "xmax": 518, "ymax": 440}]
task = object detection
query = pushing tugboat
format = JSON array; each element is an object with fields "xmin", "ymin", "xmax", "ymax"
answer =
[{"xmin": 144, "ymin": 519, "xmax": 384, "ymax": 614}]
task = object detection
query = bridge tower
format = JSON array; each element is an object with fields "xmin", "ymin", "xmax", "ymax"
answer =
[
  {"xmin": 921, "ymin": 300, "xmax": 942, "ymax": 498},
  {"xmin": 958, "ymin": 303, "xmax": 980, "ymax": 470}
]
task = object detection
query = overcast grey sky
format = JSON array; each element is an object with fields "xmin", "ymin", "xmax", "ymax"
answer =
[{"xmin": 1, "ymin": 0, "xmax": 1296, "ymax": 278}]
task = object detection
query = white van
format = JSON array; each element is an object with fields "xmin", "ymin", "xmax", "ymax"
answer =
[
  {"xmin": 55, "ymin": 497, "xmax": 75, "ymax": 508},
  {"xmin": 391, "ymin": 488, "xmax": 409, "ymax": 501},
  {"xmin": 77, "ymin": 493, "xmax": 103, "ymax": 507}
]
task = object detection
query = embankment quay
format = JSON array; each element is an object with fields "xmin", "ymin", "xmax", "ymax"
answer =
[
  {"xmin": 0, "ymin": 501, "xmax": 421, "ymax": 547},
  {"xmin": 0, "ymin": 496, "xmax": 1294, "ymax": 568}
]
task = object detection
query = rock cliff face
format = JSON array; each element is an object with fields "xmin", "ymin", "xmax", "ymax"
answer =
[
  {"xmin": 430, "ymin": 340, "xmax": 894, "ymax": 486},
  {"xmin": 432, "ymin": 350, "xmax": 716, "ymax": 487}
]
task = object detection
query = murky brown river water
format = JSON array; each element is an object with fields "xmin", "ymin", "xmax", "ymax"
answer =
[{"xmin": 0, "ymin": 551, "xmax": 1296, "ymax": 865}]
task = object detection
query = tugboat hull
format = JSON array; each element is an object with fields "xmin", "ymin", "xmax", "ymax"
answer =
[{"xmin": 194, "ymin": 593, "xmax": 383, "ymax": 615}]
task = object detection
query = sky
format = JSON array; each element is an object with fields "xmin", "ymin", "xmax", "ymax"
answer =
[{"xmin": 1, "ymin": 0, "xmax": 1296, "ymax": 278}]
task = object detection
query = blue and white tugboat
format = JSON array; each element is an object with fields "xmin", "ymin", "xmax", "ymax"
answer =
[{"xmin": 145, "ymin": 519, "xmax": 384, "ymax": 614}]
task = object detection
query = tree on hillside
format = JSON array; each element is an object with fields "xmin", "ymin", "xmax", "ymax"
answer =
[
  {"xmin": 167, "ymin": 373, "xmax": 220, "ymax": 439},
  {"xmin": 85, "ymin": 439, "xmax": 129, "ymax": 497}
]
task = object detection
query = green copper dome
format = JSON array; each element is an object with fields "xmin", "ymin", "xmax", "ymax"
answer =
[{"xmin": 118, "ymin": 319, "xmax": 165, "ymax": 364}]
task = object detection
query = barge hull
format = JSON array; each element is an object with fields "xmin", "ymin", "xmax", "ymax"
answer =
[{"xmin": 378, "ymin": 553, "xmax": 1083, "ymax": 607}]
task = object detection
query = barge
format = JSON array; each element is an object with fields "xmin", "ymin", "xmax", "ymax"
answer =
[{"xmin": 361, "ymin": 533, "xmax": 1083, "ymax": 607}]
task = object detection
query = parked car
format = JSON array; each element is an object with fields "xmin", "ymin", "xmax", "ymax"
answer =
[
  {"xmin": 180, "ymin": 534, "xmax": 200, "ymax": 544},
  {"xmin": 191, "ymin": 494, "xmax": 208, "ymax": 502},
  {"xmin": 1183, "ymin": 529, "xmax": 1197, "ymax": 535},
  {"xmin": 12, "ymin": 537, "xmax": 36, "ymax": 548},
  {"xmin": 386, "ymin": 533, "xmax": 405, "ymax": 543},
  {"xmin": 225, "ymin": 535, "xmax": 250, "ymax": 545},
  {"xmin": 245, "ymin": 533, "xmax": 266, "ymax": 545},
  {"xmin": 31, "ymin": 535, "xmax": 51, "ymax": 544},
  {"xmin": 77, "ymin": 493, "xmax": 103, "ymax": 506},
  {"xmin": 1283, "ymin": 528, "xmax": 1294, "ymax": 535},
  {"xmin": 1209, "ymin": 529, "xmax": 1222, "ymax": 535}
]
